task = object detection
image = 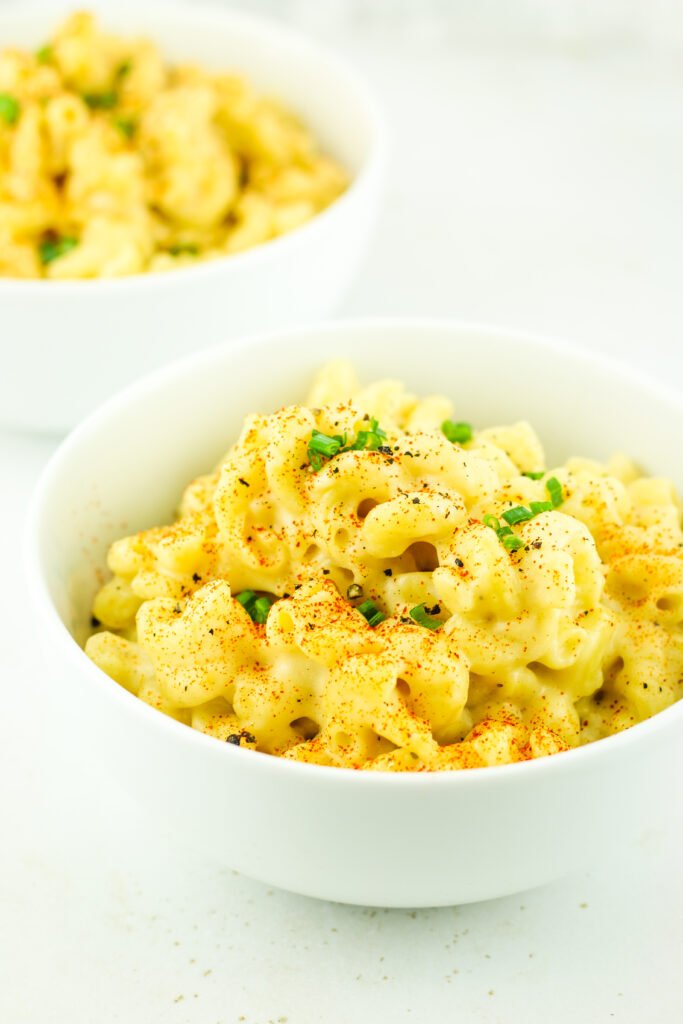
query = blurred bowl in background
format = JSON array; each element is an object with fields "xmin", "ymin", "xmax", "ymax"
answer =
[{"xmin": 0, "ymin": 2, "xmax": 386, "ymax": 433}]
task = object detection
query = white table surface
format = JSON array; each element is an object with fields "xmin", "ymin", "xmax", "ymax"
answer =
[{"xmin": 2, "ymin": 5, "xmax": 683, "ymax": 1022}]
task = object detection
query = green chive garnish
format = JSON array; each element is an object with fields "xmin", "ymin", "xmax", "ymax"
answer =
[
  {"xmin": 167, "ymin": 242, "xmax": 200, "ymax": 257},
  {"xmin": 307, "ymin": 429, "xmax": 345, "ymax": 471},
  {"xmin": 38, "ymin": 235, "xmax": 78, "ymax": 265},
  {"xmin": 546, "ymin": 476, "xmax": 563, "ymax": 508},
  {"xmin": 307, "ymin": 418, "xmax": 386, "ymax": 472},
  {"xmin": 442, "ymin": 420, "xmax": 473, "ymax": 445},
  {"xmin": 115, "ymin": 59, "xmax": 133, "ymax": 81},
  {"xmin": 529, "ymin": 500, "xmax": 553, "ymax": 515},
  {"xmin": 83, "ymin": 91, "xmax": 117, "ymax": 110},
  {"xmin": 356, "ymin": 599, "xmax": 385, "ymax": 628},
  {"xmin": 523, "ymin": 470, "xmax": 545, "ymax": 481},
  {"xmin": 113, "ymin": 115, "xmax": 137, "ymax": 139},
  {"xmin": 409, "ymin": 603, "xmax": 442, "ymax": 630},
  {"xmin": 0, "ymin": 94, "xmax": 20, "ymax": 126},
  {"xmin": 251, "ymin": 596, "xmax": 273, "ymax": 624},
  {"xmin": 484, "ymin": 513, "xmax": 525, "ymax": 554},
  {"xmin": 500, "ymin": 534, "xmax": 525, "ymax": 552},
  {"xmin": 36, "ymin": 45, "xmax": 53, "ymax": 65},
  {"xmin": 348, "ymin": 416, "xmax": 387, "ymax": 453},
  {"xmin": 485, "ymin": 485, "xmax": 562, "ymax": 554},
  {"xmin": 234, "ymin": 590, "xmax": 274, "ymax": 624},
  {"xmin": 501, "ymin": 506, "xmax": 534, "ymax": 526}
]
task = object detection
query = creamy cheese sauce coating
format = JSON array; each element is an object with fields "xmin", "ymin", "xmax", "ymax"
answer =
[{"xmin": 86, "ymin": 362, "xmax": 683, "ymax": 770}]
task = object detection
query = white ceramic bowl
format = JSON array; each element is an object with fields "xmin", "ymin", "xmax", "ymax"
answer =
[
  {"xmin": 0, "ymin": 2, "xmax": 385, "ymax": 433},
  {"xmin": 26, "ymin": 320, "xmax": 683, "ymax": 907}
]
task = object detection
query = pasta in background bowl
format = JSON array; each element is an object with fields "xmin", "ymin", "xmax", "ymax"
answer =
[
  {"xmin": 0, "ymin": 11, "xmax": 348, "ymax": 279},
  {"xmin": 27, "ymin": 321, "xmax": 683, "ymax": 906},
  {"xmin": 0, "ymin": 3, "xmax": 384, "ymax": 431}
]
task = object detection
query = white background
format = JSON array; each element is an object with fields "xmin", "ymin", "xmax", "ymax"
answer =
[{"xmin": 2, "ymin": 1, "xmax": 683, "ymax": 1021}]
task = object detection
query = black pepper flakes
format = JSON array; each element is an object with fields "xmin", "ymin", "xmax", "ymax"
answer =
[
  {"xmin": 455, "ymin": 558, "xmax": 464, "ymax": 568},
  {"xmin": 412, "ymin": 498, "xmax": 421, "ymax": 505},
  {"xmin": 377, "ymin": 445, "xmax": 393, "ymax": 456},
  {"xmin": 238, "ymin": 478, "xmax": 249, "ymax": 487},
  {"xmin": 192, "ymin": 573, "xmax": 202, "ymax": 583},
  {"xmin": 226, "ymin": 731, "xmax": 256, "ymax": 746},
  {"xmin": 383, "ymin": 568, "xmax": 393, "ymax": 576}
]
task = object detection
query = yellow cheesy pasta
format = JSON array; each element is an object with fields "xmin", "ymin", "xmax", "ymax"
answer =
[
  {"xmin": 86, "ymin": 362, "xmax": 683, "ymax": 771},
  {"xmin": 0, "ymin": 12, "xmax": 347, "ymax": 278}
]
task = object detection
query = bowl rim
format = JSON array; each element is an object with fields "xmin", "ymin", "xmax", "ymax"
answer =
[
  {"xmin": 0, "ymin": 0, "xmax": 387, "ymax": 294},
  {"xmin": 25, "ymin": 316, "xmax": 683, "ymax": 788}
]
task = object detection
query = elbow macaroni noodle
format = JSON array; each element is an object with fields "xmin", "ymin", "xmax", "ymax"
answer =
[
  {"xmin": 0, "ymin": 12, "xmax": 347, "ymax": 278},
  {"xmin": 86, "ymin": 362, "xmax": 683, "ymax": 771}
]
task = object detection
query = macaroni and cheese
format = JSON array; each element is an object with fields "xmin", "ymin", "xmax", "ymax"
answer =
[
  {"xmin": 86, "ymin": 362, "xmax": 683, "ymax": 770},
  {"xmin": 0, "ymin": 12, "xmax": 347, "ymax": 278}
]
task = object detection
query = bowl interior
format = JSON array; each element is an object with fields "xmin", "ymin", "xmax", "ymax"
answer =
[{"xmin": 32, "ymin": 321, "xmax": 683, "ymax": 649}]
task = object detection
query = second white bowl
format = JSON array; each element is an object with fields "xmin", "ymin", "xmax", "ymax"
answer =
[{"xmin": 0, "ymin": 2, "xmax": 385, "ymax": 433}]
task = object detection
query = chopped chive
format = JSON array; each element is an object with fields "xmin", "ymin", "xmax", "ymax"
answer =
[
  {"xmin": 501, "ymin": 534, "xmax": 525, "ymax": 552},
  {"xmin": 307, "ymin": 420, "xmax": 386, "ymax": 472},
  {"xmin": 234, "ymin": 589, "xmax": 274, "ymax": 624},
  {"xmin": 38, "ymin": 235, "xmax": 78, "ymax": 265},
  {"xmin": 409, "ymin": 602, "xmax": 442, "ymax": 630},
  {"xmin": 529, "ymin": 500, "xmax": 553, "ymax": 515},
  {"xmin": 307, "ymin": 429, "xmax": 344, "ymax": 471},
  {"xmin": 442, "ymin": 420, "xmax": 473, "ymax": 445},
  {"xmin": 0, "ymin": 94, "xmax": 20, "ymax": 126},
  {"xmin": 83, "ymin": 90, "xmax": 118, "ymax": 110},
  {"xmin": 167, "ymin": 242, "xmax": 199, "ymax": 257},
  {"xmin": 484, "ymin": 511, "xmax": 525, "ymax": 555},
  {"xmin": 523, "ymin": 470, "xmax": 545, "ymax": 481},
  {"xmin": 251, "ymin": 596, "xmax": 273, "ymax": 624},
  {"xmin": 115, "ymin": 58, "xmax": 133, "ymax": 81},
  {"xmin": 501, "ymin": 505, "xmax": 534, "ymax": 526},
  {"xmin": 348, "ymin": 416, "xmax": 387, "ymax": 453},
  {"xmin": 356, "ymin": 599, "xmax": 385, "ymax": 627},
  {"xmin": 36, "ymin": 45, "xmax": 53, "ymax": 65},
  {"xmin": 546, "ymin": 476, "xmax": 563, "ymax": 508},
  {"xmin": 113, "ymin": 115, "xmax": 137, "ymax": 139}
]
